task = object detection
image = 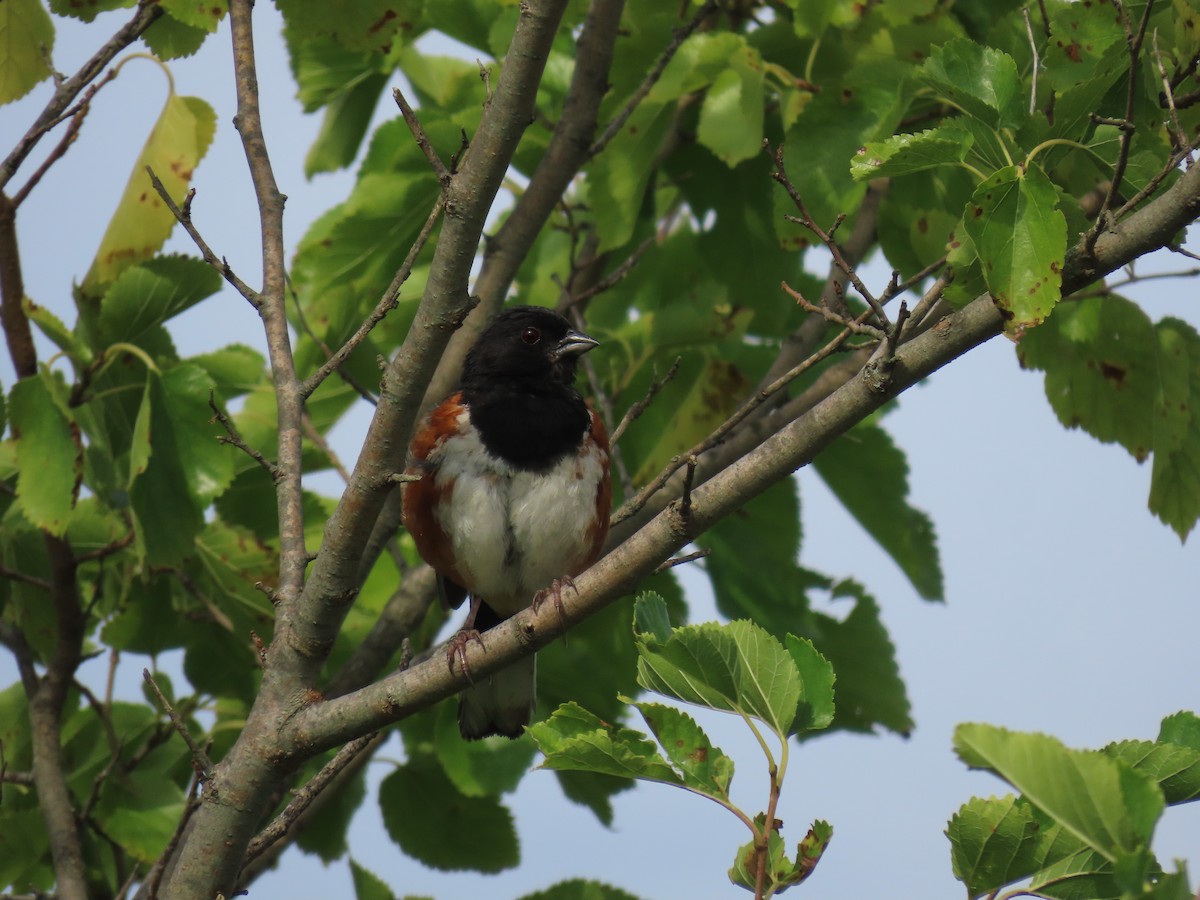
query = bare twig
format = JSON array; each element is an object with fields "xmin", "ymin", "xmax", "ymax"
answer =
[
  {"xmin": 1086, "ymin": 0, "xmax": 1157, "ymax": 250},
  {"xmin": 611, "ymin": 356, "xmax": 682, "ymax": 447},
  {"xmin": 770, "ymin": 144, "xmax": 892, "ymax": 331},
  {"xmin": 208, "ymin": 393, "xmax": 280, "ymax": 479},
  {"xmin": 654, "ymin": 548, "xmax": 711, "ymax": 574},
  {"xmin": 11, "ymin": 76, "xmax": 106, "ymax": 207},
  {"xmin": 0, "ymin": 0, "xmax": 163, "ymax": 190},
  {"xmin": 589, "ymin": 0, "xmax": 719, "ymax": 158},
  {"xmin": 781, "ymin": 281, "xmax": 886, "ymax": 337},
  {"xmin": 1023, "ymin": 7, "xmax": 1040, "ymax": 116},
  {"xmin": 393, "ymin": 87, "xmax": 451, "ymax": 183},
  {"xmin": 0, "ymin": 563, "xmax": 51, "ymax": 592},
  {"xmin": 288, "ymin": 278, "xmax": 376, "ymax": 405},
  {"xmin": 562, "ymin": 235, "xmax": 656, "ymax": 309},
  {"xmin": 145, "ymin": 174, "xmax": 260, "ymax": 307},
  {"xmin": 73, "ymin": 529, "xmax": 135, "ymax": 565},
  {"xmin": 1152, "ymin": 29, "xmax": 1195, "ymax": 164},
  {"xmin": 142, "ymin": 669, "xmax": 213, "ymax": 777},
  {"xmin": 240, "ymin": 733, "xmax": 380, "ymax": 869},
  {"xmin": 301, "ymin": 195, "xmax": 445, "ymax": 399},
  {"xmin": 144, "ymin": 772, "xmax": 202, "ymax": 900}
]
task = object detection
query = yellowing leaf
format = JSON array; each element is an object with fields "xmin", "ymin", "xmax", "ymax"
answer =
[
  {"xmin": 83, "ymin": 85, "xmax": 216, "ymax": 292},
  {"xmin": 0, "ymin": 0, "xmax": 55, "ymax": 105}
]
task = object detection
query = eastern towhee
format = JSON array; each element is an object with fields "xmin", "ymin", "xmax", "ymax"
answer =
[{"xmin": 403, "ymin": 306, "xmax": 612, "ymax": 740}]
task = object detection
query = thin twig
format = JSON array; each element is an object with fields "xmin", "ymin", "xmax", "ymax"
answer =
[
  {"xmin": 1086, "ymin": 0, "xmax": 1157, "ymax": 251},
  {"xmin": 588, "ymin": 0, "xmax": 719, "ymax": 158},
  {"xmin": 142, "ymin": 669, "xmax": 214, "ymax": 777},
  {"xmin": 563, "ymin": 235, "xmax": 656, "ymax": 308},
  {"xmin": 770, "ymin": 144, "xmax": 892, "ymax": 331},
  {"xmin": 781, "ymin": 281, "xmax": 886, "ymax": 337},
  {"xmin": 654, "ymin": 548, "xmax": 711, "ymax": 574},
  {"xmin": 11, "ymin": 76, "xmax": 106, "ymax": 207},
  {"xmin": 613, "ymin": 313, "xmax": 866, "ymax": 527},
  {"xmin": 0, "ymin": 0, "xmax": 163, "ymax": 190},
  {"xmin": 145, "ymin": 173, "xmax": 260, "ymax": 307},
  {"xmin": 611, "ymin": 356, "xmax": 682, "ymax": 447},
  {"xmin": 288, "ymin": 278, "xmax": 376, "ymax": 405},
  {"xmin": 1023, "ymin": 7, "xmax": 1039, "ymax": 116},
  {"xmin": 1152, "ymin": 28, "xmax": 1195, "ymax": 164},
  {"xmin": 73, "ymin": 529, "xmax": 135, "ymax": 564},
  {"xmin": 301, "ymin": 195, "xmax": 445, "ymax": 398},
  {"xmin": 392, "ymin": 87, "xmax": 451, "ymax": 183},
  {"xmin": 208, "ymin": 392, "xmax": 280, "ymax": 480},
  {"xmin": 144, "ymin": 771, "xmax": 202, "ymax": 900},
  {"xmin": 0, "ymin": 563, "xmax": 51, "ymax": 592},
  {"xmin": 240, "ymin": 733, "xmax": 380, "ymax": 868}
]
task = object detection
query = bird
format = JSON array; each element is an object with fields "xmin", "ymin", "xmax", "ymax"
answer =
[{"xmin": 403, "ymin": 305, "xmax": 611, "ymax": 740}]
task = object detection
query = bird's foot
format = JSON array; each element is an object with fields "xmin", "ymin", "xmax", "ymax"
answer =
[
  {"xmin": 446, "ymin": 628, "xmax": 486, "ymax": 683},
  {"xmin": 532, "ymin": 576, "xmax": 577, "ymax": 638}
]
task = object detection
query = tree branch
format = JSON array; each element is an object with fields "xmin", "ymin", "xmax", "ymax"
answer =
[
  {"xmin": 288, "ymin": 140, "xmax": 1200, "ymax": 754},
  {"xmin": 0, "ymin": 0, "xmax": 163, "ymax": 191}
]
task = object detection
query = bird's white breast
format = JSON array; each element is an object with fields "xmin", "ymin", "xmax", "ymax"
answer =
[{"xmin": 429, "ymin": 410, "xmax": 606, "ymax": 616}]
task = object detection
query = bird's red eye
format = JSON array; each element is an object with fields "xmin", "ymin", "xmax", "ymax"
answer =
[{"xmin": 521, "ymin": 327, "xmax": 541, "ymax": 345}]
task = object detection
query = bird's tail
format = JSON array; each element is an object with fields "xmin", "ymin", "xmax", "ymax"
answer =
[{"xmin": 458, "ymin": 653, "xmax": 536, "ymax": 740}]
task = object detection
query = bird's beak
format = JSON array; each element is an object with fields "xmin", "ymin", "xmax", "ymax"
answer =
[{"xmin": 552, "ymin": 328, "xmax": 599, "ymax": 360}]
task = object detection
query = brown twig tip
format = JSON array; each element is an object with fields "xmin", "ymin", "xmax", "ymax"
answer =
[
  {"xmin": 388, "ymin": 473, "xmax": 422, "ymax": 485},
  {"xmin": 254, "ymin": 583, "xmax": 280, "ymax": 605},
  {"xmin": 654, "ymin": 548, "xmax": 711, "ymax": 574},
  {"xmin": 209, "ymin": 392, "xmax": 281, "ymax": 480},
  {"xmin": 611, "ymin": 355, "xmax": 682, "ymax": 447},
  {"xmin": 393, "ymin": 86, "xmax": 451, "ymax": 183},
  {"xmin": 250, "ymin": 630, "xmax": 268, "ymax": 664},
  {"xmin": 142, "ymin": 668, "xmax": 214, "ymax": 776},
  {"xmin": 782, "ymin": 281, "xmax": 886, "ymax": 338}
]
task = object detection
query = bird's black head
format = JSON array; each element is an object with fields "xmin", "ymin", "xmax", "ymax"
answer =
[
  {"xmin": 461, "ymin": 305, "xmax": 598, "ymax": 391},
  {"xmin": 459, "ymin": 306, "xmax": 600, "ymax": 469}
]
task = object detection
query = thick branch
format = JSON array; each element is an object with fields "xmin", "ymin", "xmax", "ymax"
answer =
[
  {"xmin": 420, "ymin": 0, "xmax": 627, "ymax": 408},
  {"xmin": 158, "ymin": 5, "xmax": 570, "ymax": 896},
  {"xmin": 289, "ymin": 141, "xmax": 1200, "ymax": 754}
]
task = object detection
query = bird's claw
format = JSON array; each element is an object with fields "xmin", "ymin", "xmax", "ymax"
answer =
[
  {"xmin": 532, "ymin": 576, "xmax": 577, "ymax": 641},
  {"xmin": 446, "ymin": 628, "xmax": 486, "ymax": 683}
]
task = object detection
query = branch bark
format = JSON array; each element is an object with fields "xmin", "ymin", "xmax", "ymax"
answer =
[
  {"xmin": 288, "ymin": 134, "xmax": 1200, "ymax": 755},
  {"xmin": 156, "ymin": 3, "xmax": 570, "ymax": 895}
]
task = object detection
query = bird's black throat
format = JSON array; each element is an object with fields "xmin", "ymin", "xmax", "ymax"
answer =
[{"xmin": 462, "ymin": 379, "xmax": 591, "ymax": 471}]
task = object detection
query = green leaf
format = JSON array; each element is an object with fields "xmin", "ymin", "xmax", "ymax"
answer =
[
  {"xmin": 947, "ymin": 795, "xmax": 1052, "ymax": 897},
  {"xmin": 631, "ymin": 700, "xmax": 735, "ymax": 799},
  {"xmin": 784, "ymin": 635, "xmax": 835, "ymax": 733},
  {"xmin": 728, "ymin": 815, "xmax": 832, "ymax": 893},
  {"xmin": 963, "ymin": 163, "xmax": 1065, "ymax": 330},
  {"xmin": 48, "ymin": 0, "xmax": 132, "ymax": 22},
  {"xmin": 635, "ymin": 616, "xmax": 801, "ymax": 739},
  {"xmin": 1018, "ymin": 295, "xmax": 1158, "ymax": 462},
  {"xmin": 696, "ymin": 44, "xmax": 765, "ymax": 167},
  {"xmin": 10, "ymin": 375, "xmax": 80, "ymax": 535},
  {"xmin": 1149, "ymin": 318, "xmax": 1200, "ymax": 539},
  {"xmin": 186, "ymin": 344, "xmax": 266, "ymax": 398},
  {"xmin": 516, "ymin": 879, "xmax": 644, "ymax": 900},
  {"xmin": 276, "ymin": 0, "xmax": 422, "ymax": 54},
  {"xmin": 349, "ymin": 858, "xmax": 397, "ymax": 900},
  {"xmin": 159, "ymin": 0, "xmax": 223, "ymax": 31},
  {"xmin": 697, "ymin": 479, "xmax": 808, "ymax": 642},
  {"xmin": 99, "ymin": 255, "xmax": 222, "ymax": 346},
  {"xmin": 808, "ymin": 579, "xmax": 913, "ymax": 736},
  {"xmin": 813, "ymin": 421, "xmax": 944, "ymax": 600},
  {"xmin": 141, "ymin": 14, "xmax": 211, "ymax": 62},
  {"xmin": 1105, "ymin": 740, "xmax": 1200, "ymax": 805},
  {"xmin": 588, "ymin": 101, "xmax": 674, "ymax": 251},
  {"xmin": 129, "ymin": 371, "xmax": 208, "ymax": 565},
  {"xmin": 379, "ymin": 755, "xmax": 518, "ymax": 873},
  {"xmin": 954, "ymin": 724, "xmax": 1165, "ymax": 861},
  {"xmin": 632, "ymin": 592, "xmax": 672, "ymax": 644},
  {"xmin": 1159, "ymin": 711, "xmax": 1200, "ymax": 751},
  {"xmin": 433, "ymin": 702, "xmax": 537, "ymax": 798},
  {"xmin": 23, "ymin": 297, "xmax": 88, "ymax": 363},
  {"xmin": 919, "ymin": 39, "xmax": 1025, "ymax": 129},
  {"xmin": 0, "ymin": 0, "xmax": 54, "ymax": 104},
  {"xmin": 305, "ymin": 70, "xmax": 389, "ymax": 176},
  {"xmin": 83, "ymin": 87, "xmax": 216, "ymax": 292},
  {"xmin": 530, "ymin": 703, "xmax": 683, "ymax": 787},
  {"xmin": 1044, "ymin": 1, "xmax": 1126, "ymax": 90},
  {"xmin": 851, "ymin": 126, "xmax": 973, "ymax": 181}
]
